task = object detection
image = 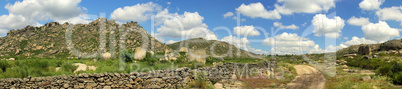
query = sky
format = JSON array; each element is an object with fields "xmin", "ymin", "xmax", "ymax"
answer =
[{"xmin": 0, "ymin": 0, "xmax": 401, "ymax": 55}]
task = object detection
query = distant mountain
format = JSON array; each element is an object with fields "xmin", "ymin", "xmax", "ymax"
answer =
[{"xmin": 166, "ymin": 38, "xmax": 258, "ymax": 58}]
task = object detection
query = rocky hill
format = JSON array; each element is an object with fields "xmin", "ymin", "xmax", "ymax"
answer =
[
  {"xmin": 167, "ymin": 38, "xmax": 257, "ymax": 58},
  {"xmin": 337, "ymin": 39, "xmax": 401, "ymax": 55},
  {"xmin": 0, "ymin": 18, "xmax": 260, "ymax": 59},
  {"xmin": 338, "ymin": 39, "xmax": 402, "ymax": 59},
  {"xmin": 0, "ymin": 18, "xmax": 171, "ymax": 59}
]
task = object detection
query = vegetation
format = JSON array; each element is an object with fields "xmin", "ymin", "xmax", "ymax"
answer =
[
  {"xmin": 187, "ymin": 72, "xmax": 215, "ymax": 89},
  {"xmin": 325, "ymin": 66, "xmax": 399, "ymax": 89},
  {"xmin": 344, "ymin": 55, "xmax": 402, "ymax": 85}
]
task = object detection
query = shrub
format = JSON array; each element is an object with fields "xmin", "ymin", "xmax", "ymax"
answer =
[
  {"xmin": 61, "ymin": 62, "xmax": 78, "ymax": 73},
  {"xmin": 377, "ymin": 65, "xmax": 393, "ymax": 76},
  {"xmin": 393, "ymin": 72, "xmax": 402, "ymax": 85},
  {"xmin": 0, "ymin": 60, "xmax": 10, "ymax": 72},
  {"xmin": 119, "ymin": 50, "xmax": 134, "ymax": 62},
  {"xmin": 187, "ymin": 73, "xmax": 215, "ymax": 89}
]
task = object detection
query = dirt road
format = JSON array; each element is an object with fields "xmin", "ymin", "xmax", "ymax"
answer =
[{"xmin": 286, "ymin": 65, "xmax": 326, "ymax": 89}]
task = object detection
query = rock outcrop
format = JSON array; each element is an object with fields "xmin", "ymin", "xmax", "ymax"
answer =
[
  {"xmin": 358, "ymin": 44, "xmax": 371, "ymax": 55},
  {"xmin": 379, "ymin": 39, "xmax": 402, "ymax": 51},
  {"xmin": 0, "ymin": 18, "xmax": 171, "ymax": 59}
]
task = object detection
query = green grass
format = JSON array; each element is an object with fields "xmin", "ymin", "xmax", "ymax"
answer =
[{"xmin": 325, "ymin": 66, "xmax": 399, "ymax": 89}]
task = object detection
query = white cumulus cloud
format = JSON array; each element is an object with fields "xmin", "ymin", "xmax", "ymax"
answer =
[
  {"xmin": 359, "ymin": 0, "xmax": 384, "ymax": 10},
  {"xmin": 233, "ymin": 25, "xmax": 260, "ymax": 36},
  {"xmin": 361, "ymin": 21, "xmax": 400, "ymax": 42},
  {"xmin": 311, "ymin": 14, "xmax": 345, "ymax": 38},
  {"xmin": 376, "ymin": 6, "xmax": 402, "ymax": 25},
  {"xmin": 347, "ymin": 16, "xmax": 370, "ymax": 26},
  {"xmin": 223, "ymin": 12, "xmax": 234, "ymax": 18},
  {"xmin": 165, "ymin": 40, "xmax": 177, "ymax": 44},
  {"xmin": 111, "ymin": 2, "xmax": 163, "ymax": 22},
  {"xmin": 263, "ymin": 32, "xmax": 323, "ymax": 54},
  {"xmin": 274, "ymin": 0, "xmax": 336, "ymax": 15},
  {"xmin": 236, "ymin": 2, "xmax": 281, "ymax": 19},
  {"xmin": 156, "ymin": 11, "xmax": 217, "ymax": 40},
  {"xmin": 344, "ymin": 36, "xmax": 377, "ymax": 46},
  {"xmin": 273, "ymin": 22, "xmax": 299, "ymax": 30},
  {"xmin": 0, "ymin": 0, "xmax": 84, "ymax": 35}
]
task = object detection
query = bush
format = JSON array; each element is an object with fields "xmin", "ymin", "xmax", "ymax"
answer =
[
  {"xmin": 0, "ymin": 60, "xmax": 10, "ymax": 72},
  {"xmin": 394, "ymin": 72, "xmax": 402, "ymax": 84},
  {"xmin": 377, "ymin": 65, "xmax": 393, "ymax": 76},
  {"xmin": 187, "ymin": 73, "xmax": 215, "ymax": 89},
  {"xmin": 119, "ymin": 50, "xmax": 134, "ymax": 62},
  {"xmin": 61, "ymin": 62, "xmax": 78, "ymax": 73}
]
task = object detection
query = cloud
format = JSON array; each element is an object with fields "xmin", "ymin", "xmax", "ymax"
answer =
[
  {"xmin": 263, "ymin": 32, "xmax": 323, "ymax": 54},
  {"xmin": 233, "ymin": 25, "xmax": 260, "ymax": 36},
  {"xmin": 274, "ymin": 0, "xmax": 336, "ymax": 15},
  {"xmin": 343, "ymin": 37, "xmax": 348, "ymax": 40},
  {"xmin": 273, "ymin": 22, "xmax": 299, "ymax": 30},
  {"xmin": 347, "ymin": 16, "xmax": 370, "ymax": 26},
  {"xmin": 55, "ymin": 14, "xmax": 94, "ymax": 24},
  {"xmin": 0, "ymin": 0, "xmax": 83, "ymax": 35},
  {"xmin": 223, "ymin": 12, "xmax": 234, "ymax": 18},
  {"xmin": 311, "ymin": 14, "xmax": 345, "ymax": 38},
  {"xmin": 325, "ymin": 44, "xmax": 347, "ymax": 52},
  {"xmin": 165, "ymin": 40, "xmax": 177, "ymax": 44},
  {"xmin": 376, "ymin": 6, "xmax": 402, "ymax": 25},
  {"xmin": 221, "ymin": 35, "xmax": 268, "ymax": 54},
  {"xmin": 361, "ymin": 21, "xmax": 400, "ymax": 42},
  {"xmin": 236, "ymin": 2, "xmax": 281, "ymax": 19},
  {"xmin": 156, "ymin": 11, "xmax": 217, "ymax": 40},
  {"xmin": 232, "ymin": 16, "xmax": 246, "ymax": 21},
  {"xmin": 221, "ymin": 35, "xmax": 250, "ymax": 48},
  {"xmin": 344, "ymin": 36, "xmax": 377, "ymax": 46},
  {"xmin": 111, "ymin": 2, "xmax": 163, "ymax": 22},
  {"xmin": 359, "ymin": 0, "xmax": 384, "ymax": 10}
]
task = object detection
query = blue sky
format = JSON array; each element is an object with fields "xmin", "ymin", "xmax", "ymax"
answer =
[{"xmin": 0, "ymin": 0, "xmax": 401, "ymax": 55}]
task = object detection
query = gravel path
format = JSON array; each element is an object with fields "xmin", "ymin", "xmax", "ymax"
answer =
[{"xmin": 286, "ymin": 65, "xmax": 326, "ymax": 89}]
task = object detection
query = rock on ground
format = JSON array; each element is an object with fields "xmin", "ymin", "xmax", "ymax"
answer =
[{"xmin": 72, "ymin": 63, "xmax": 97, "ymax": 73}]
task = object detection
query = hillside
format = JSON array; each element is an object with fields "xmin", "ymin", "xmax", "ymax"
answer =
[
  {"xmin": 0, "ymin": 18, "xmax": 171, "ymax": 59},
  {"xmin": 167, "ymin": 38, "xmax": 258, "ymax": 58}
]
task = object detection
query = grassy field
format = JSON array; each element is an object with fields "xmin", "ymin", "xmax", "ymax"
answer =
[
  {"xmin": 0, "ymin": 55, "xmax": 271, "ymax": 79},
  {"xmin": 325, "ymin": 66, "xmax": 400, "ymax": 89}
]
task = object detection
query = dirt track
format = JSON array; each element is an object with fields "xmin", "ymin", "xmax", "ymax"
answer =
[{"xmin": 286, "ymin": 65, "xmax": 326, "ymax": 89}]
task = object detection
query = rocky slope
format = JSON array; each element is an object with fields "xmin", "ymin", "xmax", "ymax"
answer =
[
  {"xmin": 0, "ymin": 18, "xmax": 171, "ymax": 58},
  {"xmin": 337, "ymin": 39, "xmax": 402, "ymax": 55},
  {"xmin": 167, "ymin": 38, "xmax": 257, "ymax": 58},
  {"xmin": 0, "ymin": 18, "xmax": 259, "ymax": 59}
]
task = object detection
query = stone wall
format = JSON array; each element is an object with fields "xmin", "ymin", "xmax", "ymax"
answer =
[{"xmin": 0, "ymin": 61, "xmax": 275, "ymax": 89}]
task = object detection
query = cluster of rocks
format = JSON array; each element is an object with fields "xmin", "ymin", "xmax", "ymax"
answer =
[
  {"xmin": 0, "ymin": 61, "xmax": 276, "ymax": 89},
  {"xmin": 0, "ymin": 18, "xmax": 170, "ymax": 59},
  {"xmin": 0, "ymin": 58, "xmax": 15, "ymax": 61}
]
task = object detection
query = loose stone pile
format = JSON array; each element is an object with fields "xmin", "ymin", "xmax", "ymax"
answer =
[{"xmin": 0, "ymin": 61, "xmax": 276, "ymax": 89}]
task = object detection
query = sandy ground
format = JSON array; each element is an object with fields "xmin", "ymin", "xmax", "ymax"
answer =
[{"xmin": 286, "ymin": 65, "xmax": 326, "ymax": 89}]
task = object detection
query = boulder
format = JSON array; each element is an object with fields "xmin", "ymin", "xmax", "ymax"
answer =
[
  {"xmin": 343, "ymin": 53, "xmax": 357, "ymax": 57},
  {"xmin": 15, "ymin": 49, "xmax": 21, "ymax": 55},
  {"xmin": 187, "ymin": 49, "xmax": 207, "ymax": 64},
  {"xmin": 44, "ymin": 22, "xmax": 60, "ymax": 27},
  {"xmin": 363, "ymin": 55, "xmax": 372, "ymax": 60},
  {"xmin": 8, "ymin": 58, "xmax": 15, "ymax": 61},
  {"xmin": 358, "ymin": 44, "xmax": 371, "ymax": 55},
  {"xmin": 179, "ymin": 47, "xmax": 188, "ymax": 52},
  {"xmin": 134, "ymin": 47, "xmax": 146, "ymax": 60},
  {"xmin": 361, "ymin": 76, "xmax": 371, "ymax": 81},
  {"xmin": 379, "ymin": 39, "xmax": 402, "ymax": 51},
  {"xmin": 102, "ymin": 52, "xmax": 111, "ymax": 59}
]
